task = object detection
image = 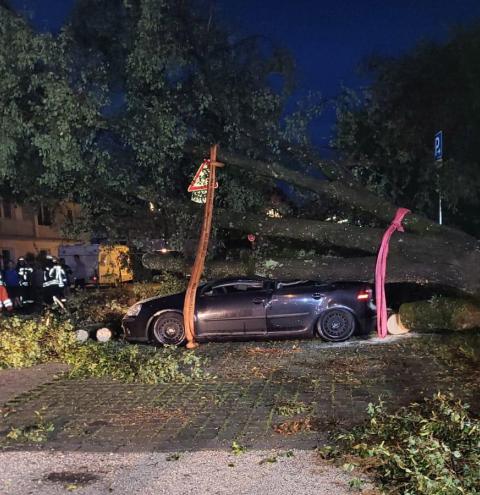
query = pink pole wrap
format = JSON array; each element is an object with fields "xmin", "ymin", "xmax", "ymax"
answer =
[{"xmin": 375, "ymin": 208, "xmax": 411, "ymax": 338}]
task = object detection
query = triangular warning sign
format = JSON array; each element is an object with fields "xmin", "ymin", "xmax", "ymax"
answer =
[{"xmin": 188, "ymin": 159, "xmax": 218, "ymax": 192}]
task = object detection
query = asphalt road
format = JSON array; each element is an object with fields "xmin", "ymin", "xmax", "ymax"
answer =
[{"xmin": 0, "ymin": 450, "xmax": 369, "ymax": 495}]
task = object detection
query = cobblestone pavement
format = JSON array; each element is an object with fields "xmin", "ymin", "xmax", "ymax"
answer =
[
  {"xmin": 0, "ymin": 332, "xmax": 478, "ymax": 452},
  {"xmin": 0, "ymin": 363, "xmax": 68, "ymax": 406}
]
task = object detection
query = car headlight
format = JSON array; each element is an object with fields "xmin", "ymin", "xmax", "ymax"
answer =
[{"xmin": 125, "ymin": 303, "xmax": 142, "ymax": 317}]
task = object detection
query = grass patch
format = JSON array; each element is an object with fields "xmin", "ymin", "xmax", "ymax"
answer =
[
  {"xmin": 0, "ymin": 313, "xmax": 209, "ymax": 384},
  {"xmin": 320, "ymin": 393, "xmax": 480, "ymax": 495}
]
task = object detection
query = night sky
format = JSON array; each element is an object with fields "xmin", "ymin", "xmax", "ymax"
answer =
[{"xmin": 10, "ymin": 0, "xmax": 480, "ymax": 149}]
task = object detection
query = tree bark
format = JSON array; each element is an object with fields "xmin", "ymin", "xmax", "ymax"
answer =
[
  {"xmin": 215, "ymin": 209, "xmax": 469, "ymax": 260},
  {"xmin": 143, "ymin": 248, "xmax": 480, "ymax": 296}
]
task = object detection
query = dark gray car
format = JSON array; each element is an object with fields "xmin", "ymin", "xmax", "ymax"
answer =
[{"xmin": 122, "ymin": 278, "xmax": 375, "ymax": 345}]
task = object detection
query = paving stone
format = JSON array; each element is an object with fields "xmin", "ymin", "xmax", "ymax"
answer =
[{"xmin": 1, "ymin": 333, "xmax": 479, "ymax": 452}]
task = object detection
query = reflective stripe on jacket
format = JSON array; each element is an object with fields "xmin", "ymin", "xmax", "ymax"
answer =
[
  {"xmin": 47, "ymin": 265, "xmax": 66, "ymax": 288},
  {"xmin": 0, "ymin": 285, "xmax": 12, "ymax": 309},
  {"xmin": 18, "ymin": 267, "xmax": 33, "ymax": 287}
]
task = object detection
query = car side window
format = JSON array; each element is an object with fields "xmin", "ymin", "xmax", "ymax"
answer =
[
  {"xmin": 224, "ymin": 283, "xmax": 264, "ymax": 294},
  {"xmin": 276, "ymin": 280, "xmax": 317, "ymax": 290},
  {"xmin": 202, "ymin": 285, "xmax": 226, "ymax": 296},
  {"xmin": 203, "ymin": 281, "xmax": 266, "ymax": 296},
  {"xmin": 212, "ymin": 286, "xmax": 227, "ymax": 295}
]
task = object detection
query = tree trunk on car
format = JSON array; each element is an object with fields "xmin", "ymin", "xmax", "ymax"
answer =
[
  {"xmin": 145, "ymin": 147, "xmax": 480, "ymax": 299},
  {"xmin": 143, "ymin": 247, "xmax": 480, "ymax": 296}
]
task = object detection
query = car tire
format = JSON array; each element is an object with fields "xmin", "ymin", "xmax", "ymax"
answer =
[
  {"xmin": 317, "ymin": 308, "xmax": 355, "ymax": 342},
  {"xmin": 151, "ymin": 312, "xmax": 185, "ymax": 346}
]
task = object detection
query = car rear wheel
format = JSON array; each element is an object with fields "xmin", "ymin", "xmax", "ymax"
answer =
[
  {"xmin": 151, "ymin": 312, "xmax": 185, "ymax": 346},
  {"xmin": 317, "ymin": 308, "xmax": 355, "ymax": 342}
]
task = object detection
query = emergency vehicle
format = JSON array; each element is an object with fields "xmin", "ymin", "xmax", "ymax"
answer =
[{"xmin": 59, "ymin": 244, "xmax": 133, "ymax": 286}]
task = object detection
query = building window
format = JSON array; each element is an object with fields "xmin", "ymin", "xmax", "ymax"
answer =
[
  {"xmin": 66, "ymin": 208, "xmax": 74, "ymax": 223},
  {"xmin": 2, "ymin": 201, "xmax": 13, "ymax": 218},
  {"xmin": 38, "ymin": 204, "xmax": 53, "ymax": 226},
  {"xmin": 1, "ymin": 249, "xmax": 12, "ymax": 265}
]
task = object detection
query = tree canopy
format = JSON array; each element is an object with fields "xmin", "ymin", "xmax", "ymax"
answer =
[
  {"xmin": 1, "ymin": 0, "xmax": 322, "ymax": 247},
  {"xmin": 334, "ymin": 23, "xmax": 480, "ymax": 237}
]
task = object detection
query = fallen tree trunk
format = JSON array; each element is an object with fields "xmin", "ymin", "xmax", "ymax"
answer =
[
  {"xmin": 217, "ymin": 150, "xmax": 475, "ymax": 244},
  {"xmin": 143, "ymin": 249, "xmax": 480, "ymax": 296},
  {"xmin": 167, "ymin": 146, "xmax": 480, "ymax": 299},
  {"xmin": 215, "ymin": 209, "xmax": 469, "ymax": 260}
]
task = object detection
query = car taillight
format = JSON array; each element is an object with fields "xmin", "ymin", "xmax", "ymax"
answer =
[{"xmin": 357, "ymin": 289, "xmax": 372, "ymax": 301}]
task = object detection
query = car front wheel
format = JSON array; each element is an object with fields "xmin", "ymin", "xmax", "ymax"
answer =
[
  {"xmin": 151, "ymin": 312, "xmax": 185, "ymax": 346},
  {"xmin": 317, "ymin": 308, "xmax": 355, "ymax": 342}
]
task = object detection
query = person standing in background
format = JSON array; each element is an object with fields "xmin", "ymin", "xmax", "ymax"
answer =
[
  {"xmin": 42, "ymin": 255, "xmax": 56, "ymax": 304},
  {"xmin": 73, "ymin": 254, "xmax": 87, "ymax": 289},
  {"xmin": 0, "ymin": 269, "xmax": 13, "ymax": 312},
  {"xmin": 48, "ymin": 258, "xmax": 67, "ymax": 303},
  {"xmin": 31, "ymin": 261, "xmax": 45, "ymax": 311},
  {"xmin": 60, "ymin": 257, "xmax": 73, "ymax": 299},
  {"xmin": 17, "ymin": 257, "xmax": 34, "ymax": 304},
  {"xmin": 4, "ymin": 260, "xmax": 21, "ymax": 308}
]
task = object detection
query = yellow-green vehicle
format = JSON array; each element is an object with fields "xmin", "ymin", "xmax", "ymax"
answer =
[{"xmin": 59, "ymin": 244, "xmax": 133, "ymax": 285}]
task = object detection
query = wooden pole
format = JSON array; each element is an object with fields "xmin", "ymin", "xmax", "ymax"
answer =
[{"xmin": 183, "ymin": 144, "xmax": 223, "ymax": 349}]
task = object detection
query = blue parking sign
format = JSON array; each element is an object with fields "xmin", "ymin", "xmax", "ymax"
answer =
[{"xmin": 434, "ymin": 131, "xmax": 443, "ymax": 161}]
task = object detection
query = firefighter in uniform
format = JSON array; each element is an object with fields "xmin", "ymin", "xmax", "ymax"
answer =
[
  {"xmin": 17, "ymin": 257, "xmax": 34, "ymax": 304},
  {"xmin": 47, "ymin": 257, "xmax": 67, "ymax": 303},
  {"xmin": 43, "ymin": 255, "xmax": 56, "ymax": 304}
]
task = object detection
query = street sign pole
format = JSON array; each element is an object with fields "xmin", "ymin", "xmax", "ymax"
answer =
[
  {"xmin": 438, "ymin": 189, "xmax": 443, "ymax": 225},
  {"xmin": 183, "ymin": 144, "xmax": 224, "ymax": 349},
  {"xmin": 434, "ymin": 131, "xmax": 443, "ymax": 225}
]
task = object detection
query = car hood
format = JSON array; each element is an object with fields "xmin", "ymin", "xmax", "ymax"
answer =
[{"xmin": 139, "ymin": 291, "xmax": 186, "ymax": 310}]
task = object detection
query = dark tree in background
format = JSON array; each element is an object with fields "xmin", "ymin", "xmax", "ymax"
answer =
[
  {"xmin": 62, "ymin": 0, "xmax": 314, "ymax": 246},
  {"xmin": 334, "ymin": 24, "xmax": 480, "ymax": 237}
]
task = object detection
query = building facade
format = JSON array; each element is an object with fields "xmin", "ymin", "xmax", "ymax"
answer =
[{"xmin": 0, "ymin": 200, "xmax": 82, "ymax": 263}]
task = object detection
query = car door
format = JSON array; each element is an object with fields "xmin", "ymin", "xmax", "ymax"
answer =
[
  {"xmin": 267, "ymin": 281, "xmax": 322, "ymax": 334},
  {"xmin": 195, "ymin": 281, "xmax": 270, "ymax": 337}
]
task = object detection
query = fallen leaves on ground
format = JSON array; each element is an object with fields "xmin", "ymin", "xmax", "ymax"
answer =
[{"xmin": 273, "ymin": 417, "xmax": 318, "ymax": 435}]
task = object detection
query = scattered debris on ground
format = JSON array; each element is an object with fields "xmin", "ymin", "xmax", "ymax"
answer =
[{"xmin": 320, "ymin": 392, "xmax": 480, "ymax": 495}]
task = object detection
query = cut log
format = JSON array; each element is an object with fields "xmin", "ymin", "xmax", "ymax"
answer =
[
  {"xmin": 399, "ymin": 298, "xmax": 480, "ymax": 332},
  {"xmin": 75, "ymin": 329, "xmax": 89, "ymax": 342},
  {"xmin": 96, "ymin": 327, "xmax": 112, "ymax": 342},
  {"xmin": 387, "ymin": 313, "xmax": 410, "ymax": 335}
]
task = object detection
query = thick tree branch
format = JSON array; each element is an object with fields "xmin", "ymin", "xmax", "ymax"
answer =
[
  {"xmin": 143, "ymin": 248, "xmax": 480, "ymax": 296},
  {"xmin": 215, "ymin": 209, "xmax": 469, "ymax": 260},
  {"xmin": 216, "ymin": 150, "xmax": 475, "ymax": 244}
]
